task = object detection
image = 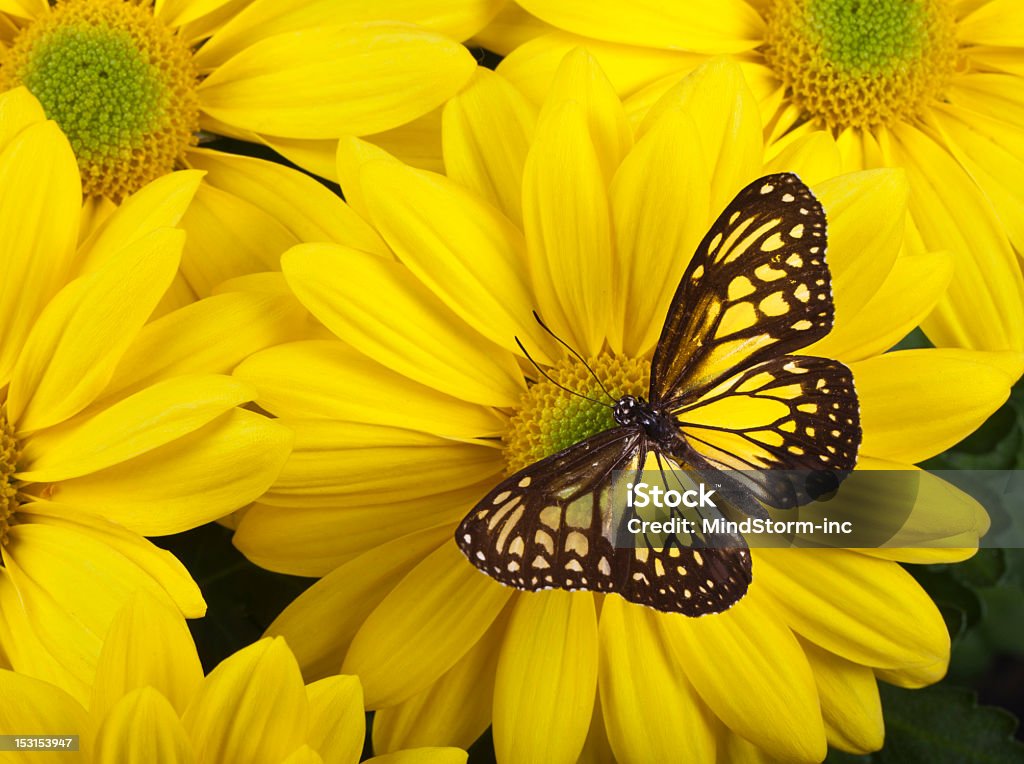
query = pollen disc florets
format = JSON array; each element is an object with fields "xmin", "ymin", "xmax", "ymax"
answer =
[
  {"xmin": 0, "ymin": 0, "xmax": 199, "ymax": 199},
  {"xmin": 0, "ymin": 408, "xmax": 20, "ymax": 549},
  {"xmin": 503, "ymin": 355, "xmax": 649, "ymax": 475},
  {"xmin": 763, "ymin": 0, "xmax": 957, "ymax": 130}
]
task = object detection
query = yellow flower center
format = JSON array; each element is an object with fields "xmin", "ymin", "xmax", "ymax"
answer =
[
  {"xmin": 0, "ymin": 407, "xmax": 20, "ymax": 550},
  {"xmin": 0, "ymin": 0, "xmax": 199, "ymax": 200},
  {"xmin": 503, "ymin": 355, "xmax": 649, "ymax": 475},
  {"xmin": 763, "ymin": 0, "xmax": 957, "ymax": 129}
]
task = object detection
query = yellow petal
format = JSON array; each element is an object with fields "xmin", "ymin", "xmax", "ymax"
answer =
[
  {"xmin": 94, "ymin": 687, "xmax": 196, "ymax": 764},
  {"xmin": 0, "ymin": 0, "xmax": 46, "ymax": 21},
  {"xmin": 154, "ymin": 0, "xmax": 235, "ymax": 28},
  {"xmin": 234, "ymin": 482, "xmax": 488, "ymax": 576},
  {"xmin": 0, "ymin": 86, "xmax": 47, "ymax": 151},
  {"xmin": 75, "ymin": 171, "xmax": 203, "ymax": 275},
  {"xmin": 442, "ymin": 68, "xmax": 537, "ymax": 226},
  {"xmin": 0, "ymin": 669, "xmax": 87, "ymax": 764},
  {"xmin": 364, "ymin": 106, "xmax": 446, "ymax": 174},
  {"xmin": 20, "ymin": 375, "xmax": 255, "ymax": 482},
  {"xmin": 523, "ymin": 99, "xmax": 612, "ymax": 356},
  {"xmin": 7, "ymin": 228, "xmax": 182, "ymax": 433},
  {"xmin": 852, "ymin": 349, "xmax": 1018, "ymax": 463},
  {"xmin": 610, "ymin": 105, "xmax": 709, "ymax": 356},
  {"xmin": 258, "ymin": 419, "xmax": 501, "ymax": 509},
  {"xmin": 179, "ymin": 183, "xmax": 297, "ymax": 296},
  {"xmin": 947, "ymin": 72, "xmax": 1024, "ymax": 129},
  {"xmin": 493, "ymin": 591, "xmax": 597, "ymax": 764},
  {"xmin": 541, "ymin": 47, "xmax": 633, "ymax": 183},
  {"xmin": 16, "ymin": 505, "xmax": 206, "ymax": 617},
  {"xmin": 514, "ymin": 0, "xmax": 763, "ymax": 53},
  {"xmin": 885, "ymin": 122, "xmax": 1024, "ymax": 352},
  {"xmin": 197, "ymin": 24, "xmax": 475, "ymax": 139},
  {"xmin": 763, "ymin": 130, "xmax": 842, "ymax": 186},
  {"xmin": 807, "ymin": 252, "xmax": 953, "ymax": 363},
  {"xmin": 598, "ymin": 598, "xmax": 716, "ymax": 762},
  {"xmin": 195, "ymin": 0, "xmax": 501, "ymax": 68},
  {"xmin": 373, "ymin": 610, "xmax": 507, "ymax": 753},
  {"xmin": 90, "ymin": 592, "xmax": 203, "ymax": 721},
  {"xmin": 875, "ymin": 658, "xmax": 948, "ymax": 689},
  {"xmin": 754, "ymin": 549, "xmax": 949, "ymax": 671},
  {"xmin": 235, "ymin": 341, "xmax": 506, "ymax": 438},
  {"xmin": 499, "ymin": 31, "xmax": 704, "ymax": 104},
  {"xmin": 306, "ymin": 675, "xmax": 364, "ymax": 764},
  {"xmin": 335, "ymin": 136, "xmax": 400, "ymax": 222},
  {"xmin": 640, "ymin": 60, "xmax": 763, "ymax": 214},
  {"xmin": 470, "ymin": 1, "xmax": 554, "ymax": 56},
  {"xmin": 578, "ymin": 694, "xmax": 615, "ymax": 764},
  {"xmin": 957, "ymin": 0, "xmax": 1024, "ymax": 45},
  {"xmin": 799, "ymin": 638, "xmax": 883, "ymax": 754},
  {"xmin": 183, "ymin": 637, "xmax": 308, "ymax": 764},
  {"xmin": 355, "ymin": 160, "xmax": 559, "ymax": 365},
  {"xmin": 367, "ymin": 750, "xmax": 467, "ymax": 764},
  {"xmin": 0, "ymin": 120, "xmax": 80, "ymax": 388},
  {"xmin": 343, "ymin": 542, "xmax": 512, "ymax": 707},
  {"xmin": 186, "ymin": 147, "xmax": 388, "ymax": 256},
  {"xmin": 105, "ymin": 291, "xmax": 309, "ymax": 402},
  {"xmin": 658, "ymin": 588, "xmax": 827, "ymax": 762},
  {"xmin": 283, "ymin": 746, "xmax": 326, "ymax": 764},
  {"xmin": 261, "ymin": 136, "xmax": 342, "ymax": 183},
  {"xmin": 266, "ymin": 531, "xmax": 450, "ymax": 681},
  {"xmin": 282, "ymin": 244, "xmax": 524, "ymax": 407},
  {"xmin": 49, "ymin": 409, "xmax": 292, "ymax": 536}
]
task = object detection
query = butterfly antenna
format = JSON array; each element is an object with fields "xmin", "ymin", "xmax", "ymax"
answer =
[
  {"xmin": 531, "ymin": 311, "xmax": 617, "ymax": 404},
  {"xmin": 515, "ymin": 336, "xmax": 611, "ymax": 408}
]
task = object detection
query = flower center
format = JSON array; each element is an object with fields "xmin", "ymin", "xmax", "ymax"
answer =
[
  {"xmin": 0, "ymin": 407, "xmax": 21, "ymax": 550},
  {"xmin": 503, "ymin": 355, "xmax": 649, "ymax": 475},
  {"xmin": 0, "ymin": 0, "xmax": 199, "ymax": 200},
  {"xmin": 763, "ymin": 0, "xmax": 957, "ymax": 129}
]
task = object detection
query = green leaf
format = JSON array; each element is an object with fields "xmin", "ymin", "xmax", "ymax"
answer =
[{"xmin": 877, "ymin": 684, "xmax": 1024, "ymax": 763}]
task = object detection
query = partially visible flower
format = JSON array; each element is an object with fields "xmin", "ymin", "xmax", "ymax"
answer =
[
  {"xmin": 233, "ymin": 56, "xmax": 1020, "ymax": 762},
  {"xmin": 495, "ymin": 0, "xmax": 1024, "ymax": 355},
  {"xmin": 0, "ymin": 0, "xmax": 497, "ymax": 200},
  {"xmin": 0, "ymin": 592, "xmax": 466, "ymax": 764},
  {"xmin": 0, "ymin": 89, "xmax": 295, "ymax": 703}
]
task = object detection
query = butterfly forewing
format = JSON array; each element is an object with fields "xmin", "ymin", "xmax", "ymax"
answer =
[
  {"xmin": 456, "ymin": 429, "xmax": 751, "ymax": 616},
  {"xmin": 651, "ymin": 173, "xmax": 832, "ymax": 404}
]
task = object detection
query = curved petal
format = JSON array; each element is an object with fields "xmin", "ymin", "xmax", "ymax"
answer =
[
  {"xmin": 493, "ymin": 591, "xmax": 598, "ymax": 764},
  {"xmin": 197, "ymin": 24, "xmax": 475, "ymax": 139},
  {"xmin": 93, "ymin": 688, "xmax": 196, "ymax": 764},
  {"xmin": 363, "ymin": 107, "xmax": 446, "ymax": 174},
  {"xmin": 762, "ymin": 130, "xmax": 842, "ymax": 186},
  {"xmin": 852, "ymin": 349, "xmax": 1018, "ymax": 464},
  {"xmin": 514, "ymin": 0, "xmax": 763, "ymax": 53},
  {"xmin": 8, "ymin": 228, "xmax": 182, "ymax": 433},
  {"xmin": 234, "ymin": 341, "xmax": 506, "ymax": 438},
  {"xmin": 366, "ymin": 750, "xmax": 467, "ymax": 764},
  {"xmin": 598, "ymin": 598, "xmax": 716, "ymax": 762},
  {"xmin": 306, "ymin": 675, "xmax": 364, "ymax": 764},
  {"xmin": 957, "ymin": 0, "xmax": 1024, "ymax": 45},
  {"xmin": 48, "ymin": 409, "xmax": 292, "ymax": 536},
  {"xmin": 282, "ymin": 244, "xmax": 525, "ymax": 408},
  {"xmin": 343, "ymin": 541, "xmax": 512, "ymax": 708},
  {"xmin": 265, "ymin": 531, "xmax": 451, "ymax": 681},
  {"xmin": 442, "ymin": 68, "xmax": 538, "ymax": 226},
  {"xmin": 0, "ymin": 86, "xmax": 47, "ymax": 150},
  {"xmin": 0, "ymin": 120, "xmax": 80, "ymax": 388},
  {"xmin": 657, "ymin": 588, "xmax": 827, "ymax": 762},
  {"xmin": 470, "ymin": 1, "xmax": 554, "ymax": 56},
  {"xmin": 183, "ymin": 638, "xmax": 309, "ymax": 764},
  {"xmin": 0, "ymin": 669, "xmax": 87, "ymax": 764}
]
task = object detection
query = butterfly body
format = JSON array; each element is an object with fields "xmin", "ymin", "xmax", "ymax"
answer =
[{"xmin": 457, "ymin": 172, "xmax": 862, "ymax": 617}]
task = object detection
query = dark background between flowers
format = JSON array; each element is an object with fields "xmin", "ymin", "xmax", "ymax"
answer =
[{"xmin": 154, "ymin": 48, "xmax": 1024, "ymax": 763}]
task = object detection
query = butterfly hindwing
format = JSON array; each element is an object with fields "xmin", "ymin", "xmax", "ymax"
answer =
[
  {"xmin": 457, "ymin": 429, "xmax": 751, "ymax": 615},
  {"xmin": 651, "ymin": 173, "xmax": 831, "ymax": 404}
]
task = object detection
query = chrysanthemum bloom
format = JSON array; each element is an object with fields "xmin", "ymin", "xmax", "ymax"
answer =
[
  {"xmin": 493, "ymin": 0, "xmax": 1024, "ymax": 355},
  {"xmin": 0, "ymin": 89, "xmax": 296, "ymax": 705},
  {"xmin": 0, "ymin": 593, "xmax": 466, "ymax": 763},
  {"xmin": 233, "ymin": 57, "xmax": 1020, "ymax": 761},
  {"xmin": 0, "ymin": 0, "xmax": 498, "ymax": 202}
]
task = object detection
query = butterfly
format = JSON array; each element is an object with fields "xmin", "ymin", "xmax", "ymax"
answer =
[{"xmin": 456, "ymin": 173, "xmax": 861, "ymax": 616}]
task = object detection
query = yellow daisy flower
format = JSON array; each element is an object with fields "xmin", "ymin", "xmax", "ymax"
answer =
[
  {"xmin": 0, "ymin": 592, "xmax": 466, "ymax": 763},
  {"xmin": 233, "ymin": 57, "xmax": 1020, "ymax": 761},
  {"xmin": 495, "ymin": 0, "xmax": 1024, "ymax": 355},
  {"xmin": 0, "ymin": 88, "xmax": 296, "ymax": 705},
  {"xmin": 0, "ymin": 0, "xmax": 497, "ymax": 201}
]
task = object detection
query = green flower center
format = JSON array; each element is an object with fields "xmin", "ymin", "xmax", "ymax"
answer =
[
  {"xmin": 0, "ymin": 0, "xmax": 199, "ymax": 200},
  {"xmin": 503, "ymin": 355, "xmax": 649, "ymax": 475},
  {"xmin": 0, "ymin": 407, "xmax": 20, "ymax": 551},
  {"xmin": 763, "ymin": 0, "xmax": 957, "ymax": 129}
]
